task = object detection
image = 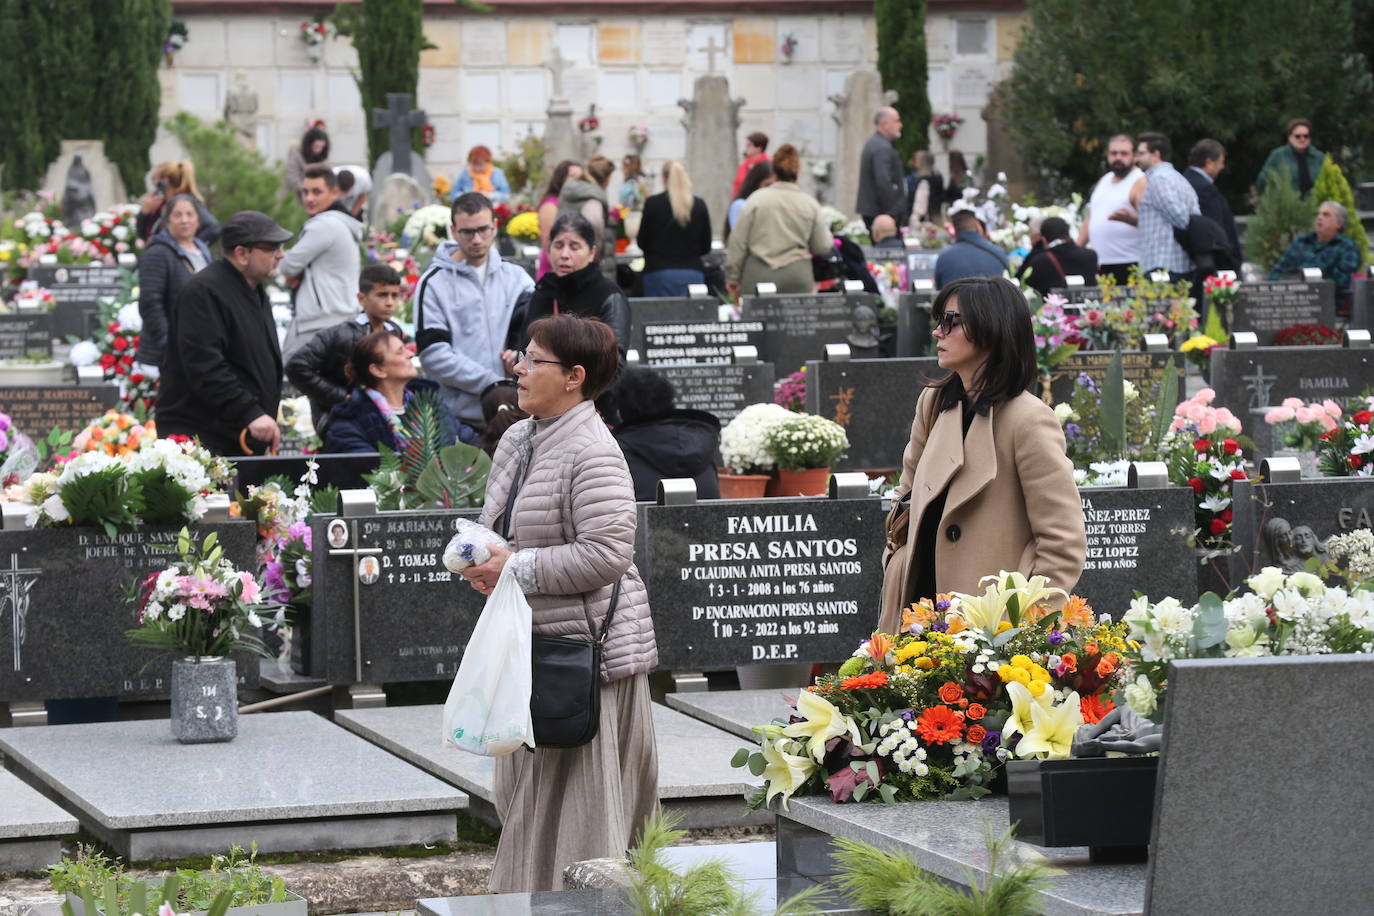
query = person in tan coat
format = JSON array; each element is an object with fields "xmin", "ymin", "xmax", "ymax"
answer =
[
  {"xmin": 459, "ymin": 315, "xmax": 658, "ymax": 892},
  {"xmin": 877, "ymin": 277, "xmax": 1086, "ymax": 633}
]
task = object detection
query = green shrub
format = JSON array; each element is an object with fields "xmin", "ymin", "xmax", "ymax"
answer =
[
  {"xmin": 1244, "ymin": 180, "xmax": 1317, "ymax": 274},
  {"xmin": 164, "ymin": 113, "xmax": 303, "ymax": 236},
  {"xmin": 1311, "ymin": 156, "xmax": 1370, "ymax": 269}
]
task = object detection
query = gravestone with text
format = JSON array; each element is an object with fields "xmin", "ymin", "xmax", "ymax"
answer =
[
  {"xmin": 1075, "ymin": 485, "xmax": 1198, "ymax": 614},
  {"xmin": 658, "ymin": 362, "xmax": 775, "ymax": 424},
  {"xmin": 895, "ymin": 289, "xmax": 935, "ymax": 357},
  {"xmin": 0, "ymin": 314, "xmax": 54, "ymax": 361},
  {"xmin": 25, "ymin": 265, "xmax": 125, "ymax": 340},
  {"xmin": 639, "ymin": 497, "xmax": 885, "ymax": 668},
  {"xmin": 641, "ymin": 320, "xmax": 765, "ymax": 365},
  {"xmin": 1229, "ymin": 476, "xmax": 1374, "ymax": 583},
  {"xmin": 1047, "ymin": 286, "xmax": 1106, "ymax": 307},
  {"xmin": 629, "ymin": 296, "xmax": 724, "ymax": 354},
  {"xmin": 0, "ymin": 522, "xmax": 257, "ymax": 701},
  {"xmin": 804, "ymin": 357, "xmax": 945, "ymax": 471},
  {"xmin": 1230, "ymin": 280, "xmax": 1334, "ymax": 345},
  {"xmin": 907, "ymin": 250, "xmax": 941, "ymax": 283},
  {"xmin": 741, "ymin": 292, "xmax": 874, "ymax": 373},
  {"xmin": 0, "ymin": 385, "xmax": 119, "ymax": 437},
  {"xmin": 1047, "ymin": 350, "xmax": 1186, "ymax": 406}
]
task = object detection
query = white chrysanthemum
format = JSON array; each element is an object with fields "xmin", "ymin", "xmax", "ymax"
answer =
[
  {"xmin": 166, "ymin": 603, "xmax": 187, "ymax": 621},
  {"xmin": 68, "ymin": 340, "xmax": 101, "ymax": 367},
  {"xmin": 40, "ymin": 493, "xmax": 69, "ymax": 522}
]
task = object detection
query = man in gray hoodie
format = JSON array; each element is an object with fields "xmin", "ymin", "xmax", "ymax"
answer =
[
  {"xmin": 415, "ymin": 192, "xmax": 534, "ymax": 439},
  {"xmin": 279, "ymin": 164, "xmax": 363, "ymax": 356}
]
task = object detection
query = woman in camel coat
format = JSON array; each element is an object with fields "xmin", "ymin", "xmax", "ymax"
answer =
[{"xmin": 877, "ymin": 277, "xmax": 1086, "ymax": 633}]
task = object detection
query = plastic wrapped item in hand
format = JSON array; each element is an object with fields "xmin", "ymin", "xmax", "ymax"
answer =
[{"xmin": 443, "ymin": 519, "xmax": 509, "ymax": 572}]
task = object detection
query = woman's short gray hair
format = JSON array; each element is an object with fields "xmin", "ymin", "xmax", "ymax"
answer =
[{"xmin": 1320, "ymin": 200, "xmax": 1348, "ymax": 229}]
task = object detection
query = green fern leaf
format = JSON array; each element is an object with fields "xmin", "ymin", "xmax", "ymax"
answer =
[{"xmin": 398, "ymin": 387, "xmax": 450, "ymax": 485}]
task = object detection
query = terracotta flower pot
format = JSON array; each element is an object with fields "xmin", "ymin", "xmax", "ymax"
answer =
[
  {"xmin": 775, "ymin": 467, "xmax": 831, "ymax": 497},
  {"xmin": 717, "ymin": 471, "xmax": 770, "ymax": 500}
]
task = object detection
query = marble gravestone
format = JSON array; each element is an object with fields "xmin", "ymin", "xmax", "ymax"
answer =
[
  {"xmin": 679, "ymin": 73, "xmax": 743, "ymax": 246},
  {"xmin": 740, "ymin": 292, "xmax": 874, "ymax": 374},
  {"xmin": 1209, "ymin": 344, "xmax": 1373, "ymax": 457},
  {"xmin": 0, "ymin": 384, "xmax": 119, "ymax": 441},
  {"xmin": 541, "ymin": 50, "xmax": 578, "ymax": 167},
  {"xmin": 639, "ymin": 497, "xmax": 885, "ymax": 669},
  {"xmin": 373, "ymin": 173, "xmax": 430, "ymax": 231},
  {"xmin": 25, "ymin": 264, "xmax": 125, "ymax": 340},
  {"xmin": 829, "ymin": 69, "xmax": 894, "ymax": 221},
  {"xmin": 1075, "ymin": 485, "xmax": 1198, "ymax": 615},
  {"xmin": 1229, "ymin": 476, "xmax": 1374, "ymax": 582},
  {"xmin": 657, "ymin": 362, "xmax": 775, "ymax": 424},
  {"xmin": 1047, "ymin": 350, "xmax": 1187, "ymax": 407},
  {"xmin": 641, "ymin": 320, "xmax": 764, "ymax": 365},
  {"xmin": 0, "ymin": 522, "xmax": 258, "ymax": 702},
  {"xmin": 629, "ymin": 296, "xmax": 724, "ymax": 354},
  {"xmin": 804, "ymin": 357, "xmax": 944, "ymax": 471},
  {"xmin": 0, "ymin": 313, "xmax": 54, "ymax": 361},
  {"xmin": 1147, "ymin": 655, "xmax": 1374, "ymax": 913},
  {"xmin": 895, "ymin": 289, "xmax": 935, "ymax": 357},
  {"xmin": 1229, "ymin": 279, "xmax": 1335, "ymax": 345}
]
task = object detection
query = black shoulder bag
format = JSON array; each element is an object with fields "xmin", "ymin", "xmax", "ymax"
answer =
[{"xmin": 499, "ymin": 455, "xmax": 620, "ymax": 749}]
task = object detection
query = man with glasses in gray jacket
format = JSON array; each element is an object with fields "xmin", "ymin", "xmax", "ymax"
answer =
[{"xmin": 415, "ymin": 192, "xmax": 534, "ymax": 442}]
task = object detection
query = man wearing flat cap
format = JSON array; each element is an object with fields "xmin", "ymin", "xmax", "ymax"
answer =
[{"xmin": 158, "ymin": 211, "xmax": 293, "ymax": 455}]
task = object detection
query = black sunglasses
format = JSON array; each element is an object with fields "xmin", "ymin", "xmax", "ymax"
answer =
[{"xmin": 935, "ymin": 311, "xmax": 964, "ymax": 335}]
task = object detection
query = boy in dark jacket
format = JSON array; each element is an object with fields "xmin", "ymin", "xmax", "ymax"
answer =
[{"xmin": 285, "ymin": 264, "xmax": 407, "ymax": 435}]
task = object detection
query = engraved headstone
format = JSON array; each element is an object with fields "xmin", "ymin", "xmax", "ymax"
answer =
[
  {"xmin": 1047, "ymin": 350, "xmax": 1186, "ymax": 406},
  {"xmin": 657, "ymin": 362, "xmax": 775, "ymax": 424},
  {"xmin": 1076, "ymin": 486, "xmax": 1198, "ymax": 615},
  {"xmin": 641, "ymin": 320, "xmax": 764, "ymax": 365},
  {"xmin": 741, "ymin": 293, "xmax": 874, "ymax": 374},
  {"xmin": 907, "ymin": 250, "xmax": 941, "ymax": 283},
  {"xmin": 1229, "ymin": 476, "xmax": 1374, "ymax": 583},
  {"xmin": 804, "ymin": 357, "xmax": 945, "ymax": 471},
  {"xmin": 0, "ymin": 385, "xmax": 119, "ymax": 437},
  {"xmin": 0, "ymin": 314, "xmax": 54, "ymax": 361},
  {"xmin": 640, "ymin": 497, "xmax": 885, "ymax": 668},
  {"xmin": 25, "ymin": 265, "xmax": 125, "ymax": 340},
  {"xmin": 629, "ymin": 296, "xmax": 723, "ymax": 354},
  {"xmin": 1230, "ymin": 280, "xmax": 1335, "ymax": 345}
]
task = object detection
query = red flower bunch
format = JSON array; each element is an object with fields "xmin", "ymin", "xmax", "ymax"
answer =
[
  {"xmin": 1272, "ymin": 323, "xmax": 1342, "ymax": 346},
  {"xmin": 96, "ymin": 320, "xmax": 158, "ymax": 414},
  {"xmin": 1316, "ymin": 402, "xmax": 1374, "ymax": 477}
]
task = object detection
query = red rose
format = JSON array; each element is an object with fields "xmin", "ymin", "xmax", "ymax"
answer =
[
  {"xmin": 1209, "ymin": 519, "xmax": 1228, "ymax": 535},
  {"xmin": 1322, "ymin": 429, "xmax": 1336, "ymax": 440},
  {"xmin": 1222, "ymin": 439, "xmax": 1239, "ymax": 454},
  {"xmin": 1230, "ymin": 469, "xmax": 1247, "ymax": 480},
  {"xmin": 99, "ymin": 353, "xmax": 116, "ymax": 369},
  {"xmin": 1188, "ymin": 477, "xmax": 1204, "ymax": 494},
  {"xmin": 1221, "ymin": 509, "xmax": 1233, "ymax": 523},
  {"xmin": 1354, "ymin": 410, "xmax": 1373, "ymax": 426},
  {"xmin": 1194, "ymin": 439, "xmax": 1211, "ymax": 452},
  {"xmin": 129, "ymin": 373, "xmax": 145, "ymax": 385},
  {"xmin": 112, "ymin": 336, "xmax": 127, "ymax": 351},
  {"xmin": 107, "ymin": 322, "xmax": 119, "ymax": 333},
  {"xmin": 1352, "ymin": 456, "xmax": 1364, "ymax": 469}
]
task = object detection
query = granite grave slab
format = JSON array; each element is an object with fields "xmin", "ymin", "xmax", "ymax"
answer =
[
  {"xmin": 641, "ymin": 320, "xmax": 764, "ymax": 365},
  {"xmin": 26, "ymin": 266, "xmax": 126, "ymax": 340},
  {"xmin": 894, "ymin": 289, "xmax": 934, "ymax": 358},
  {"xmin": 1076, "ymin": 486, "xmax": 1198, "ymax": 615},
  {"xmin": 335, "ymin": 702, "xmax": 768, "ymax": 829},
  {"xmin": 1229, "ymin": 476, "xmax": 1374, "ymax": 583},
  {"xmin": 1046, "ymin": 350, "xmax": 1186, "ymax": 407},
  {"xmin": 1147, "ymin": 655, "xmax": 1374, "ymax": 914},
  {"xmin": 0, "ymin": 314, "xmax": 54, "ymax": 361},
  {"xmin": 664, "ymin": 687, "xmax": 797, "ymax": 741},
  {"xmin": 1230, "ymin": 279, "xmax": 1334, "ymax": 345},
  {"xmin": 658, "ymin": 362, "xmax": 775, "ymax": 424},
  {"xmin": 638, "ymin": 497, "xmax": 885, "ymax": 669},
  {"xmin": 629, "ymin": 297, "xmax": 722, "ymax": 354},
  {"xmin": 0, "ymin": 521, "xmax": 258, "ymax": 702},
  {"xmin": 1209, "ymin": 345, "xmax": 1372, "ymax": 457},
  {"xmin": 0, "ymin": 385, "xmax": 119, "ymax": 438},
  {"xmin": 740, "ymin": 293, "xmax": 874, "ymax": 373},
  {"xmin": 905, "ymin": 250, "xmax": 940, "ymax": 282},
  {"xmin": 0, "ymin": 768, "xmax": 78, "ymax": 872},
  {"xmin": 1352, "ymin": 276, "xmax": 1370, "ymax": 330},
  {"xmin": 0, "ymin": 711, "xmax": 465, "ymax": 860},
  {"xmin": 308, "ymin": 510, "xmax": 482, "ymax": 683},
  {"xmin": 803, "ymin": 357, "xmax": 945, "ymax": 471}
]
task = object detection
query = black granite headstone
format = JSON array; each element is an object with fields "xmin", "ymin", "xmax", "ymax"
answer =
[
  {"xmin": 231, "ymin": 453, "xmax": 382, "ymax": 492},
  {"xmin": 640, "ymin": 497, "xmax": 885, "ymax": 668},
  {"xmin": 0, "ymin": 522, "xmax": 258, "ymax": 701},
  {"xmin": 0, "ymin": 314, "xmax": 54, "ymax": 361},
  {"xmin": 1229, "ymin": 477, "xmax": 1374, "ymax": 585},
  {"xmin": 1075, "ymin": 486, "xmax": 1198, "ymax": 615},
  {"xmin": 1047, "ymin": 350, "xmax": 1186, "ymax": 406},
  {"xmin": 641, "ymin": 320, "xmax": 765, "ymax": 365},
  {"xmin": 804, "ymin": 357, "xmax": 945, "ymax": 471},
  {"xmin": 0, "ymin": 385, "xmax": 119, "ymax": 437},
  {"xmin": 658, "ymin": 362, "xmax": 775, "ymax": 424},
  {"xmin": 895, "ymin": 289, "xmax": 935, "ymax": 357},
  {"xmin": 1209, "ymin": 346, "xmax": 1373, "ymax": 456},
  {"xmin": 1231, "ymin": 280, "xmax": 1335, "ymax": 345},
  {"xmin": 310, "ymin": 510, "xmax": 484, "ymax": 683},
  {"xmin": 1352, "ymin": 277, "xmax": 1370, "ymax": 331},
  {"xmin": 740, "ymin": 293, "xmax": 874, "ymax": 374},
  {"xmin": 1046, "ymin": 286, "xmax": 1106, "ymax": 308},
  {"xmin": 26, "ymin": 265, "xmax": 126, "ymax": 340},
  {"xmin": 629, "ymin": 297, "xmax": 722, "ymax": 353},
  {"xmin": 906, "ymin": 250, "xmax": 941, "ymax": 282}
]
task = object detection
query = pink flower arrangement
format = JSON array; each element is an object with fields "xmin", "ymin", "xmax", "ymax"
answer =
[
  {"xmin": 1169, "ymin": 388, "xmax": 1240, "ymax": 438},
  {"xmin": 1265, "ymin": 397, "xmax": 1340, "ymax": 450}
]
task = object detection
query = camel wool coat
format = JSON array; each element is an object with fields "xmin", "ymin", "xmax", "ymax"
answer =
[{"xmin": 877, "ymin": 387, "xmax": 1087, "ymax": 633}]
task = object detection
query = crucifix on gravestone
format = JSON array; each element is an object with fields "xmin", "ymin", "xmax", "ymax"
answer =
[
  {"xmin": 698, "ymin": 35, "xmax": 725, "ymax": 74},
  {"xmin": 371, "ymin": 92, "xmax": 426, "ymax": 179},
  {"xmin": 0, "ymin": 553, "xmax": 42, "ymax": 671},
  {"xmin": 542, "ymin": 47, "xmax": 572, "ymax": 100},
  {"xmin": 1243, "ymin": 364, "xmax": 1277, "ymax": 411}
]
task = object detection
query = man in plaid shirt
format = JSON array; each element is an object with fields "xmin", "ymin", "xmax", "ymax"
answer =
[
  {"xmin": 1269, "ymin": 201, "xmax": 1361, "ymax": 299},
  {"xmin": 1134, "ymin": 132, "xmax": 1199, "ymax": 278}
]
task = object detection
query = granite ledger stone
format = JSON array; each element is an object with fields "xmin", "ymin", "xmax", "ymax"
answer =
[{"xmin": 1229, "ymin": 476, "xmax": 1374, "ymax": 581}]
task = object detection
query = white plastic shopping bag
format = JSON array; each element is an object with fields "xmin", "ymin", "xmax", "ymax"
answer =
[{"xmin": 442, "ymin": 563, "xmax": 534, "ymax": 756}]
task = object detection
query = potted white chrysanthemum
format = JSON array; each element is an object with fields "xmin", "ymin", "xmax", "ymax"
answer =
[
  {"xmin": 717, "ymin": 403, "xmax": 795, "ymax": 499},
  {"xmin": 764, "ymin": 413, "xmax": 849, "ymax": 497}
]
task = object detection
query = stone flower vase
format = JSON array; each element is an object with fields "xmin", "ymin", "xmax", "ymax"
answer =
[
  {"xmin": 171, "ymin": 656, "xmax": 239, "ymax": 744},
  {"xmin": 775, "ymin": 467, "xmax": 831, "ymax": 497}
]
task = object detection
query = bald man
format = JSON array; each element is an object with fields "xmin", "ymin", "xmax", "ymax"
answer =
[{"xmin": 858, "ymin": 106, "xmax": 909, "ymax": 232}]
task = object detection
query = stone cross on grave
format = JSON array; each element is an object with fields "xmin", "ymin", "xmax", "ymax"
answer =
[
  {"xmin": 1243, "ymin": 363, "xmax": 1277, "ymax": 411},
  {"xmin": 542, "ymin": 47, "xmax": 572, "ymax": 100},
  {"xmin": 372, "ymin": 92, "xmax": 426, "ymax": 178},
  {"xmin": 0, "ymin": 553, "xmax": 42, "ymax": 671},
  {"xmin": 698, "ymin": 35, "xmax": 725, "ymax": 74}
]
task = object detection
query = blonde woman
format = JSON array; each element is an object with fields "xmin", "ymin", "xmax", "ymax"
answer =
[
  {"xmin": 636, "ymin": 160, "xmax": 711, "ymax": 297},
  {"xmin": 136, "ymin": 160, "xmax": 220, "ymax": 245}
]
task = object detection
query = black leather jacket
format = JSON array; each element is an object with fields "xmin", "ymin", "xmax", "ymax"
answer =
[{"xmin": 519, "ymin": 262, "xmax": 630, "ymax": 353}]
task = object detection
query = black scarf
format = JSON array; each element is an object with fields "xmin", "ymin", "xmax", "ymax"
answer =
[
  {"xmin": 537, "ymin": 261, "xmax": 618, "ymax": 318},
  {"xmin": 1294, "ymin": 147, "xmax": 1313, "ymax": 195}
]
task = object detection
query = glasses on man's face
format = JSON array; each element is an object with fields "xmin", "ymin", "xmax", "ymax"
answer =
[
  {"xmin": 455, "ymin": 225, "xmax": 496, "ymax": 241},
  {"xmin": 1292, "ymin": 132, "xmax": 1310, "ymax": 140},
  {"xmin": 934, "ymin": 311, "xmax": 964, "ymax": 335},
  {"xmin": 514, "ymin": 350, "xmax": 564, "ymax": 369}
]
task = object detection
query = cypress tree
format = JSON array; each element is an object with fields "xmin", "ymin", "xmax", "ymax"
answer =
[
  {"xmin": 100, "ymin": 0, "xmax": 171, "ymax": 192},
  {"xmin": 334, "ymin": 0, "xmax": 428, "ymax": 170},
  {"xmin": 0, "ymin": 0, "xmax": 47, "ymax": 189},
  {"xmin": 875, "ymin": 0, "xmax": 930, "ymax": 164},
  {"xmin": 1311, "ymin": 157, "xmax": 1370, "ymax": 269}
]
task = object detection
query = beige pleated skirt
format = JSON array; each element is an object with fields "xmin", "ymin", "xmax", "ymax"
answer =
[{"xmin": 489, "ymin": 672, "xmax": 659, "ymax": 893}]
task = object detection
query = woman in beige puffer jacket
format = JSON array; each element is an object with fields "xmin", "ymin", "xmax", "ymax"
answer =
[{"xmin": 460, "ymin": 314, "xmax": 658, "ymax": 892}]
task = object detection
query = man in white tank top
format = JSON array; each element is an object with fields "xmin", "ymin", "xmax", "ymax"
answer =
[{"xmin": 1078, "ymin": 134, "xmax": 1146, "ymax": 285}]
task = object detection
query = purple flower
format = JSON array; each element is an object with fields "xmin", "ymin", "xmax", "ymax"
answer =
[
  {"xmin": 901, "ymin": 709, "xmax": 916, "ymax": 722},
  {"xmin": 981, "ymin": 731, "xmax": 1002, "ymax": 753},
  {"xmin": 1047, "ymin": 629, "xmax": 1066, "ymax": 646},
  {"xmin": 930, "ymin": 620, "xmax": 949, "ymax": 633},
  {"xmin": 1065, "ymin": 422, "xmax": 1083, "ymax": 441},
  {"xmin": 287, "ymin": 521, "xmax": 312, "ymax": 549},
  {"xmin": 936, "ymin": 598, "xmax": 951, "ymax": 612}
]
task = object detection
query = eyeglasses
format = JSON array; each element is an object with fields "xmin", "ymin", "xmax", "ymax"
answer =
[
  {"xmin": 935, "ymin": 311, "xmax": 964, "ymax": 335},
  {"xmin": 514, "ymin": 350, "xmax": 565, "ymax": 369},
  {"xmin": 454, "ymin": 225, "xmax": 496, "ymax": 240},
  {"xmin": 1291, "ymin": 133, "xmax": 1310, "ymax": 139}
]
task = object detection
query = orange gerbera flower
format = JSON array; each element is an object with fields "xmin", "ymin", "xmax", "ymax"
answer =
[
  {"xmin": 937, "ymin": 681, "xmax": 964, "ymax": 704},
  {"xmin": 1061, "ymin": 595, "xmax": 1095, "ymax": 628},
  {"xmin": 966, "ymin": 724, "xmax": 987, "ymax": 744},
  {"xmin": 1081, "ymin": 693, "xmax": 1115, "ymax": 724},
  {"xmin": 841, "ymin": 671, "xmax": 889, "ymax": 690},
  {"xmin": 966, "ymin": 703, "xmax": 986, "ymax": 720},
  {"xmin": 915, "ymin": 705, "xmax": 965, "ymax": 744}
]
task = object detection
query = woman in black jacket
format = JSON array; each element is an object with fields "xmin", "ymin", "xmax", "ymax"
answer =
[
  {"xmin": 612, "ymin": 367, "xmax": 720, "ymax": 501},
  {"xmin": 323, "ymin": 330, "xmax": 456, "ymax": 453},
  {"xmin": 637, "ymin": 160, "xmax": 711, "ymax": 297},
  {"xmin": 136, "ymin": 194, "xmax": 213, "ymax": 368},
  {"xmin": 519, "ymin": 213, "xmax": 630, "ymax": 352}
]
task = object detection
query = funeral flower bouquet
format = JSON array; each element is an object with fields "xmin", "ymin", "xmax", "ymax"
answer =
[
  {"xmin": 505, "ymin": 210, "xmax": 540, "ymax": 243},
  {"xmin": 1161, "ymin": 389, "xmax": 1247, "ymax": 554},
  {"xmin": 1032, "ymin": 295, "xmax": 1084, "ymax": 380},
  {"xmin": 1119, "ymin": 564, "xmax": 1374, "ymax": 721},
  {"xmin": 720, "ymin": 403, "xmax": 796, "ymax": 475},
  {"xmin": 1202, "ymin": 273, "xmax": 1237, "ymax": 325},
  {"xmin": 765, "ymin": 414, "xmax": 849, "ymax": 471},
  {"xmin": 1316, "ymin": 405, "xmax": 1374, "ymax": 477},
  {"xmin": 400, "ymin": 205, "xmax": 452, "ymax": 248},
  {"xmin": 127, "ymin": 528, "xmax": 269, "ymax": 660},
  {"xmin": 731, "ymin": 572, "xmax": 1129, "ymax": 808},
  {"xmin": 237, "ymin": 461, "xmax": 331, "ymax": 628},
  {"xmin": 1264, "ymin": 398, "xmax": 1341, "ymax": 451},
  {"xmin": 1081, "ymin": 269, "xmax": 1197, "ymax": 349},
  {"xmin": 773, "ymin": 368, "xmax": 806, "ymax": 413},
  {"xmin": 1179, "ymin": 334, "xmax": 1221, "ymax": 373}
]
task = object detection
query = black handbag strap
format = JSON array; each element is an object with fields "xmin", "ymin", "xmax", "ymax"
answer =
[{"xmin": 598, "ymin": 581, "xmax": 621, "ymax": 646}]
